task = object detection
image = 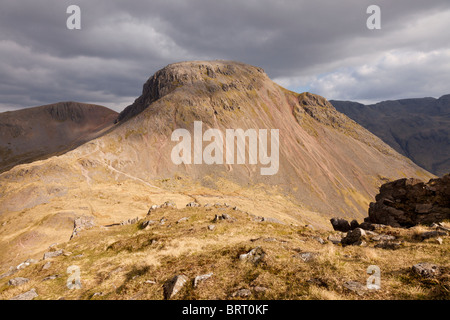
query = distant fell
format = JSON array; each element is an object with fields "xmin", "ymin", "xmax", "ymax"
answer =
[
  {"xmin": 0, "ymin": 102, "xmax": 118, "ymax": 173},
  {"xmin": 331, "ymin": 96, "xmax": 450, "ymax": 176}
]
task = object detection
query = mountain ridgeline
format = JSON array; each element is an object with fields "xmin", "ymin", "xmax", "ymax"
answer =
[
  {"xmin": 330, "ymin": 96, "xmax": 450, "ymax": 176},
  {"xmin": 0, "ymin": 102, "xmax": 118, "ymax": 173}
]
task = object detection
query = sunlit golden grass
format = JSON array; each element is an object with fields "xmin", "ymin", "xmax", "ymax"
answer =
[{"xmin": 0, "ymin": 206, "xmax": 448, "ymax": 300}]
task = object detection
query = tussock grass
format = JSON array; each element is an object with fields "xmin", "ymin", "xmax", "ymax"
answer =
[{"xmin": 0, "ymin": 206, "xmax": 448, "ymax": 300}]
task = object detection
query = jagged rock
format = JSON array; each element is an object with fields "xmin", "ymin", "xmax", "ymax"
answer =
[
  {"xmin": 193, "ymin": 273, "xmax": 213, "ymax": 287},
  {"xmin": 177, "ymin": 217, "xmax": 189, "ymax": 224},
  {"xmin": 253, "ymin": 286, "xmax": 268, "ymax": 293},
  {"xmin": 371, "ymin": 234, "xmax": 396, "ymax": 242},
  {"xmin": 222, "ymin": 213, "xmax": 230, "ymax": 220},
  {"xmin": 207, "ymin": 225, "xmax": 215, "ymax": 231},
  {"xmin": 186, "ymin": 202, "xmax": 200, "ymax": 207},
  {"xmin": 312, "ymin": 236, "xmax": 325, "ymax": 244},
  {"xmin": 412, "ymin": 263, "xmax": 441, "ymax": 278},
  {"xmin": 120, "ymin": 217, "xmax": 139, "ymax": 226},
  {"xmin": 42, "ymin": 262, "xmax": 52, "ymax": 270},
  {"xmin": 262, "ymin": 217, "xmax": 285, "ymax": 225},
  {"xmin": 8, "ymin": 277, "xmax": 29, "ymax": 286},
  {"xmin": 213, "ymin": 214, "xmax": 223, "ymax": 222},
  {"xmin": 144, "ymin": 280, "xmax": 156, "ymax": 285},
  {"xmin": 141, "ymin": 220, "xmax": 156, "ymax": 229},
  {"xmin": 9, "ymin": 288, "xmax": 38, "ymax": 300},
  {"xmin": 0, "ymin": 267, "xmax": 17, "ymax": 280},
  {"xmin": 43, "ymin": 249, "xmax": 64, "ymax": 260},
  {"xmin": 163, "ymin": 275, "xmax": 188, "ymax": 299},
  {"xmin": 330, "ymin": 218, "xmax": 351, "ymax": 232},
  {"xmin": 368, "ymin": 175, "xmax": 450, "ymax": 227},
  {"xmin": 147, "ymin": 204, "xmax": 159, "ymax": 214},
  {"xmin": 231, "ymin": 288, "xmax": 252, "ymax": 298},
  {"xmin": 341, "ymin": 228, "xmax": 366, "ymax": 246},
  {"xmin": 17, "ymin": 259, "xmax": 37, "ymax": 270},
  {"xmin": 359, "ymin": 221, "xmax": 376, "ymax": 231},
  {"xmin": 161, "ymin": 201, "xmax": 177, "ymax": 209},
  {"xmin": 343, "ymin": 281, "xmax": 367, "ymax": 296},
  {"xmin": 239, "ymin": 247, "xmax": 266, "ymax": 265},
  {"xmin": 294, "ymin": 252, "xmax": 319, "ymax": 262},
  {"xmin": 327, "ymin": 234, "xmax": 342, "ymax": 244},
  {"xmin": 43, "ymin": 275, "xmax": 59, "ymax": 281},
  {"xmin": 70, "ymin": 216, "xmax": 95, "ymax": 239},
  {"xmin": 420, "ymin": 230, "xmax": 448, "ymax": 240},
  {"xmin": 350, "ymin": 220, "xmax": 360, "ymax": 230},
  {"xmin": 374, "ymin": 241, "xmax": 401, "ymax": 250}
]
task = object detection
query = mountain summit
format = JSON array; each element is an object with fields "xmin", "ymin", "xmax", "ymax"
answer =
[
  {"xmin": 0, "ymin": 61, "xmax": 433, "ymax": 266},
  {"xmin": 0, "ymin": 102, "xmax": 117, "ymax": 173}
]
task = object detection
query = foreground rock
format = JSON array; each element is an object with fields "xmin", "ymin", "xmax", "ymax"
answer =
[
  {"xmin": 330, "ymin": 218, "xmax": 351, "ymax": 232},
  {"xmin": 9, "ymin": 288, "xmax": 38, "ymax": 300},
  {"xmin": 8, "ymin": 277, "xmax": 29, "ymax": 286},
  {"xmin": 163, "ymin": 275, "xmax": 188, "ymax": 299},
  {"xmin": 343, "ymin": 281, "xmax": 367, "ymax": 296},
  {"xmin": 70, "ymin": 216, "xmax": 95, "ymax": 240},
  {"xmin": 43, "ymin": 249, "xmax": 64, "ymax": 260},
  {"xmin": 239, "ymin": 247, "xmax": 266, "ymax": 265},
  {"xmin": 341, "ymin": 228, "xmax": 366, "ymax": 246},
  {"xmin": 412, "ymin": 263, "xmax": 441, "ymax": 278},
  {"xmin": 367, "ymin": 175, "xmax": 450, "ymax": 228}
]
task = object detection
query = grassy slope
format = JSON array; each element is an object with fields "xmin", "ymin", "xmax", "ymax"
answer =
[{"xmin": 1, "ymin": 205, "xmax": 448, "ymax": 300}]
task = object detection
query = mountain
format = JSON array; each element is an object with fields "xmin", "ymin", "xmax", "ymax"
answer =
[
  {"xmin": 0, "ymin": 60, "xmax": 433, "ymax": 268},
  {"xmin": 330, "ymin": 96, "xmax": 450, "ymax": 176},
  {"xmin": 0, "ymin": 102, "xmax": 118, "ymax": 173}
]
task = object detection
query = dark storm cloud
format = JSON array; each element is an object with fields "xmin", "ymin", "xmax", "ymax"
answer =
[{"xmin": 0, "ymin": 0, "xmax": 449, "ymax": 111}]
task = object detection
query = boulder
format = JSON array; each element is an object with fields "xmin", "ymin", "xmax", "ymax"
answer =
[
  {"xmin": 70, "ymin": 216, "xmax": 95, "ymax": 239},
  {"xmin": 9, "ymin": 288, "xmax": 38, "ymax": 300},
  {"xmin": 163, "ymin": 275, "xmax": 188, "ymax": 299},
  {"xmin": 330, "ymin": 218, "xmax": 351, "ymax": 232},
  {"xmin": 43, "ymin": 249, "xmax": 64, "ymax": 260},
  {"xmin": 350, "ymin": 220, "xmax": 360, "ymax": 230},
  {"xmin": 231, "ymin": 288, "xmax": 252, "ymax": 298},
  {"xmin": 327, "ymin": 234, "xmax": 342, "ymax": 245},
  {"xmin": 239, "ymin": 247, "xmax": 266, "ymax": 265},
  {"xmin": 176, "ymin": 217, "xmax": 189, "ymax": 224},
  {"xmin": 294, "ymin": 252, "xmax": 319, "ymax": 262},
  {"xmin": 343, "ymin": 281, "xmax": 367, "ymax": 296},
  {"xmin": 412, "ymin": 263, "xmax": 441, "ymax": 278},
  {"xmin": 141, "ymin": 220, "xmax": 156, "ymax": 229},
  {"xmin": 8, "ymin": 277, "xmax": 29, "ymax": 286},
  {"xmin": 374, "ymin": 241, "xmax": 401, "ymax": 250},
  {"xmin": 161, "ymin": 201, "xmax": 177, "ymax": 209},
  {"xmin": 193, "ymin": 273, "xmax": 213, "ymax": 287},
  {"xmin": 368, "ymin": 175, "xmax": 450, "ymax": 227},
  {"xmin": 420, "ymin": 230, "xmax": 448, "ymax": 240},
  {"xmin": 341, "ymin": 228, "xmax": 366, "ymax": 246},
  {"xmin": 186, "ymin": 202, "xmax": 201, "ymax": 207},
  {"xmin": 147, "ymin": 204, "xmax": 159, "ymax": 214}
]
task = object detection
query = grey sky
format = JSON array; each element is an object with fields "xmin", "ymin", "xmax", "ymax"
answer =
[{"xmin": 0, "ymin": 0, "xmax": 449, "ymax": 112}]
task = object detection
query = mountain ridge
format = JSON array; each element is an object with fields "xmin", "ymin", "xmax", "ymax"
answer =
[
  {"xmin": 330, "ymin": 96, "xmax": 450, "ymax": 176},
  {"xmin": 0, "ymin": 101, "xmax": 118, "ymax": 173}
]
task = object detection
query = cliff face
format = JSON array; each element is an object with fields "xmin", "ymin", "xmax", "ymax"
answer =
[
  {"xmin": 331, "ymin": 96, "xmax": 450, "ymax": 176},
  {"xmin": 0, "ymin": 61, "xmax": 434, "ymax": 266},
  {"xmin": 0, "ymin": 102, "xmax": 118, "ymax": 173}
]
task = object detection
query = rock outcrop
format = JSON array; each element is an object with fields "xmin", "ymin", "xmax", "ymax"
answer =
[{"xmin": 366, "ymin": 175, "xmax": 450, "ymax": 227}]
